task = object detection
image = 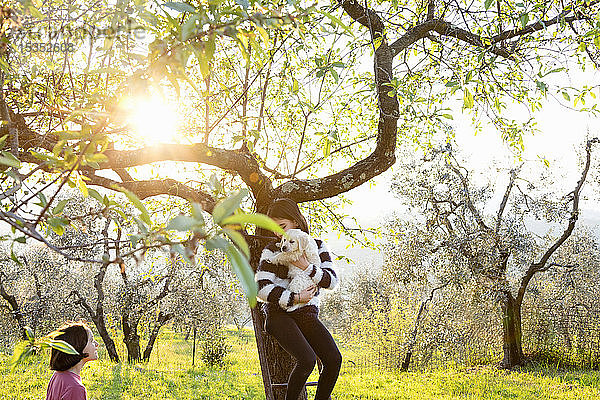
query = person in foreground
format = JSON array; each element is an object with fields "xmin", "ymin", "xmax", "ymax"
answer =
[
  {"xmin": 46, "ymin": 321, "xmax": 99, "ymax": 400},
  {"xmin": 256, "ymin": 198, "xmax": 342, "ymax": 400}
]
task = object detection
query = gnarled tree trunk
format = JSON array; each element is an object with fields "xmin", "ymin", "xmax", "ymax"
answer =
[
  {"xmin": 142, "ymin": 312, "xmax": 173, "ymax": 362},
  {"xmin": 94, "ymin": 310, "xmax": 120, "ymax": 362},
  {"xmin": 501, "ymin": 291, "xmax": 523, "ymax": 369},
  {"xmin": 122, "ymin": 313, "xmax": 142, "ymax": 363},
  {"xmin": 251, "ymin": 306, "xmax": 308, "ymax": 400},
  {"xmin": 0, "ymin": 272, "xmax": 27, "ymax": 340}
]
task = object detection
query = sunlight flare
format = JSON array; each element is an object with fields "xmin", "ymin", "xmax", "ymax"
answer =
[{"xmin": 123, "ymin": 96, "xmax": 180, "ymax": 144}]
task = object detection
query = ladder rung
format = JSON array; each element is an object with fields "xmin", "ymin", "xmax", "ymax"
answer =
[{"xmin": 271, "ymin": 381, "xmax": 318, "ymax": 388}]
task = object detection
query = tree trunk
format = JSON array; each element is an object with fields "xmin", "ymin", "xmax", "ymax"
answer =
[
  {"xmin": 122, "ymin": 313, "xmax": 141, "ymax": 363},
  {"xmin": 71, "ymin": 290, "xmax": 120, "ymax": 362},
  {"xmin": 94, "ymin": 313, "xmax": 120, "ymax": 363},
  {"xmin": 501, "ymin": 291, "xmax": 523, "ymax": 369},
  {"xmin": 0, "ymin": 276, "xmax": 27, "ymax": 340},
  {"xmin": 251, "ymin": 306, "xmax": 307, "ymax": 400},
  {"xmin": 142, "ymin": 312, "xmax": 173, "ymax": 362}
]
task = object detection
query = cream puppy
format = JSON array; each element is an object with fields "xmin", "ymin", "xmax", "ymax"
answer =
[{"xmin": 270, "ymin": 229, "xmax": 320, "ymax": 293}]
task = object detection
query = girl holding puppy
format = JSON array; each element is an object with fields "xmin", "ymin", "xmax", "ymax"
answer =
[
  {"xmin": 46, "ymin": 321, "xmax": 99, "ymax": 400},
  {"xmin": 256, "ymin": 198, "xmax": 341, "ymax": 400}
]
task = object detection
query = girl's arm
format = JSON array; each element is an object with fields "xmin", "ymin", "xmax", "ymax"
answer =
[
  {"xmin": 255, "ymin": 255, "xmax": 298, "ymax": 311},
  {"xmin": 306, "ymin": 239, "xmax": 338, "ymax": 290}
]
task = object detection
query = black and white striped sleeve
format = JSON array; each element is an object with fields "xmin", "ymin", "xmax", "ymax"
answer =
[
  {"xmin": 306, "ymin": 239, "xmax": 338, "ymax": 290},
  {"xmin": 255, "ymin": 251, "xmax": 296, "ymax": 311}
]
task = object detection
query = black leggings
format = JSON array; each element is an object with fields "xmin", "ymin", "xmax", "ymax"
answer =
[{"xmin": 264, "ymin": 306, "xmax": 342, "ymax": 400}]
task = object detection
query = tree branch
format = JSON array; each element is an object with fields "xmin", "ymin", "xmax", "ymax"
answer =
[
  {"xmin": 516, "ymin": 138, "xmax": 598, "ymax": 305},
  {"xmin": 496, "ymin": 167, "xmax": 520, "ymax": 235},
  {"xmin": 390, "ymin": 19, "xmax": 513, "ymax": 59},
  {"xmin": 274, "ymin": 0, "xmax": 397, "ymax": 203},
  {"xmin": 389, "ymin": 2, "xmax": 600, "ymax": 59},
  {"xmin": 82, "ymin": 171, "xmax": 217, "ymax": 212},
  {"xmin": 491, "ymin": 1, "xmax": 600, "ymax": 42}
]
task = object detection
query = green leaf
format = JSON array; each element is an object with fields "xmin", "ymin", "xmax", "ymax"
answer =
[
  {"xmin": 519, "ymin": 13, "xmax": 529, "ymax": 28},
  {"xmin": 119, "ymin": 188, "xmax": 151, "ymax": 226},
  {"xmin": 52, "ymin": 140, "xmax": 66, "ymax": 157},
  {"xmin": 221, "ymin": 213, "xmax": 285, "ymax": 235},
  {"xmin": 181, "ymin": 14, "xmax": 198, "ymax": 41},
  {"xmin": 235, "ymin": 0, "xmax": 249, "ymax": 8},
  {"xmin": 88, "ymin": 188, "xmax": 104, "ymax": 204},
  {"xmin": 212, "ymin": 189, "xmax": 249, "ymax": 224},
  {"xmin": 75, "ymin": 175, "xmax": 88, "ymax": 197},
  {"xmin": 0, "ymin": 134, "xmax": 7, "ymax": 149},
  {"xmin": 562, "ymin": 91, "xmax": 570, "ymax": 101},
  {"xmin": 9, "ymin": 341, "xmax": 34, "ymax": 370},
  {"xmin": 130, "ymin": 234, "xmax": 143, "ymax": 247},
  {"xmin": 163, "ymin": 2, "xmax": 197, "ymax": 13},
  {"xmin": 52, "ymin": 200, "xmax": 69, "ymax": 215},
  {"xmin": 209, "ymin": 174, "xmax": 222, "ymax": 193},
  {"xmin": 167, "ymin": 215, "xmax": 197, "ymax": 231},
  {"xmin": 0, "ymin": 151, "xmax": 21, "ymax": 168},
  {"xmin": 323, "ymin": 139, "xmax": 331, "ymax": 157},
  {"xmin": 255, "ymin": 24, "xmax": 269, "ymax": 46},
  {"xmin": 191, "ymin": 203, "xmax": 206, "ymax": 223},
  {"xmin": 484, "ymin": 0, "xmax": 494, "ymax": 10},
  {"xmin": 57, "ymin": 130, "xmax": 83, "ymax": 140},
  {"xmin": 463, "ymin": 88, "xmax": 474, "ymax": 109},
  {"xmin": 315, "ymin": 9, "xmax": 353, "ymax": 36},
  {"xmin": 25, "ymin": 326, "xmax": 35, "ymax": 343},
  {"xmin": 44, "ymin": 339, "xmax": 79, "ymax": 355},
  {"xmin": 331, "ymin": 68, "xmax": 339, "ymax": 84},
  {"xmin": 85, "ymin": 153, "xmax": 108, "ymax": 163},
  {"xmin": 205, "ymin": 235, "xmax": 230, "ymax": 252},
  {"xmin": 222, "ymin": 228, "xmax": 250, "ymax": 258},
  {"xmin": 36, "ymin": 193, "xmax": 48, "ymax": 208},
  {"xmin": 223, "ymin": 241, "xmax": 257, "ymax": 307},
  {"xmin": 47, "ymin": 217, "xmax": 70, "ymax": 236},
  {"xmin": 206, "ymin": 235, "xmax": 256, "ymax": 305},
  {"xmin": 171, "ymin": 243, "xmax": 192, "ymax": 264},
  {"xmin": 28, "ymin": 5, "xmax": 45, "ymax": 19}
]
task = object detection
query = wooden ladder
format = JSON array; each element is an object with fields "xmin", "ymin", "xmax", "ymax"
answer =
[{"xmin": 270, "ymin": 358, "xmax": 323, "ymax": 389}]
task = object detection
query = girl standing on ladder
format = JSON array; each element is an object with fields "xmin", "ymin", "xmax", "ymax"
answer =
[{"xmin": 255, "ymin": 198, "xmax": 342, "ymax": 400}]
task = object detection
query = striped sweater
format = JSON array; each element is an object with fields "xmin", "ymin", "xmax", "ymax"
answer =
[{"xmin": 255, "ymin": 237, "xmax": 338, "ymax": 312}]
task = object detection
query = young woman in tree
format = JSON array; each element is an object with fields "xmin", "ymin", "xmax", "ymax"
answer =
[
  {"xmin": 256, "ymin": 198, "xmax": 342, "ymax": 400},
  {"xmin": 46, "ymin": 321, "xmax": 99, "ymax": 400}
]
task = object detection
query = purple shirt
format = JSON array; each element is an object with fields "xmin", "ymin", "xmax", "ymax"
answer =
[{"xmin": 46, "ymin": 371, "xmax": 87, "ymax": 400}]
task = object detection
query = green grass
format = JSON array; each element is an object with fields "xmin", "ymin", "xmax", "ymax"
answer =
[{"xmin": 1, "ymin": 327, "xmax": 599, "ymax": 399}]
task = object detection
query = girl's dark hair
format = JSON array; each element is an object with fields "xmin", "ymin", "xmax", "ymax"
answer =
[
  {"xmin": 267, "ymin": 198, "xmax": 309, "ymax": 234},
  {"xmin": 49, "ymin": 321, "xmax": 89, "ymax": 371}
]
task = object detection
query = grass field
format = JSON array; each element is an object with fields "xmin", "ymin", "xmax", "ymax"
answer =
[{"xmin": 1, "ymin": 328, "xmax": 599, "ymax": 399}]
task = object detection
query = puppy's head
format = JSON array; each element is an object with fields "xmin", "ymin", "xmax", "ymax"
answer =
[{"xmin": 277, "ymin": 229, "xmax": 303, "ymax": 253}]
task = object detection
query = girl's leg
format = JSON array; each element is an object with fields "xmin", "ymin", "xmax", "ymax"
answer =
[
  {"xmin": 295, "ymin": 310, "xmax": 342, "ymax": 400},
  {"xmin": 265, "ymin": 311, "xmax": 317, "ymax": 400}
]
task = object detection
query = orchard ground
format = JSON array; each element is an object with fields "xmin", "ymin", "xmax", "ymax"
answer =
[{"xmin": 2, "ymin": 328, "xmax": 599, "ymax": 400}]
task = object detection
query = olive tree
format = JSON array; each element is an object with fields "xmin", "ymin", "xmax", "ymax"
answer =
[{"xmin": 390, "ymin": 138, "xmax": 598, "ymax": 368}]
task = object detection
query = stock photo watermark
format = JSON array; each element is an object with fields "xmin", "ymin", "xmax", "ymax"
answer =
[{"xmin": 13, "ymin": 19, "xmax": 148, "ymax": 54}]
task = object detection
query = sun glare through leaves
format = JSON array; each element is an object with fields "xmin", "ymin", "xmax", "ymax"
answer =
[{"xmin": 122, "ymin": 96, "xmax": 180, "ymax": 144}]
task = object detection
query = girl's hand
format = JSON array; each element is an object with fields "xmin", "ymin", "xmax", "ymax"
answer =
[
  {"xmin": 291, "ymin": 255, "xmax": 310, "ymax": 270},
  {"xmin": 296, "ymin": 285, "xmax": 317, "ymax": 304}
]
